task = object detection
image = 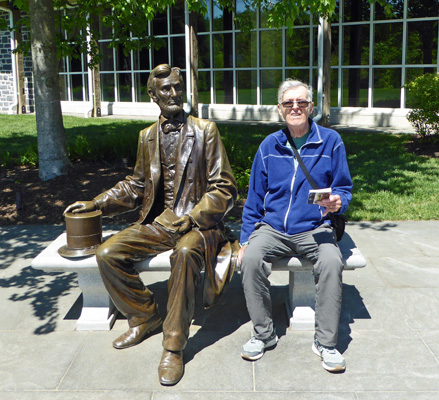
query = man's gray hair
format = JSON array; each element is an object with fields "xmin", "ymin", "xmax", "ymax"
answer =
[{"xmin": 277, "ymin": 79, "xmax": 313, "ymax": 104}]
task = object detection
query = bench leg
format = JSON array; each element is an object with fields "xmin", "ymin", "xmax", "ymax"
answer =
[
  {"xmin": 76, "ymin": 270, "xmax": 117, "ymax": 331},
  {"xmin": 286, "ymin": 270, "xmax": 316, "ymax": 330}
]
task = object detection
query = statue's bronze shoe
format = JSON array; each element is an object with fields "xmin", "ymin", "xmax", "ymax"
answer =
[
  {"xmin": 112, "ymin": 314, "xmax": 162, "ymax": 349},
  {"xmin": 158, "ymin": 350, "xmax": 184, "ymax": 386}
]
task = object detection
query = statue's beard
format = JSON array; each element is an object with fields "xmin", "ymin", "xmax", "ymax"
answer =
[{"xmin": 160, "ymin": 103, "xmax": 183, "ymax": 117}]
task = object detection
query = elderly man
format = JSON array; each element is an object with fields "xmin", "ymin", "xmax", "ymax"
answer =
[
  {"xmin": 238, "ymin": 79, "xmax": 352, "ymax": 372},
  {"xmin": 65, "ymin": 64, "xmax": 237, "ymax": 385}
]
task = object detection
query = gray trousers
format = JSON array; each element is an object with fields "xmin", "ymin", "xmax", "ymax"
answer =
[{"xmin": 240, "ymin": 223, "xmax": 343, "ymax": 347}]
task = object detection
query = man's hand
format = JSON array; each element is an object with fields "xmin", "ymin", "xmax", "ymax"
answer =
[
  {"xmin": 317, "ymin": 194, "xmax": 342, "ymax": 217},
  {"xmin": 64, "ymin": 201, "xmax": 97, "ymax": 215},
  {"xmin": 237, "ymin": 244, "xmax": 248, "ymax": 266},
  {"xmin": 172, "ymin": 215, "xmax": 193, "ymax": 234}
]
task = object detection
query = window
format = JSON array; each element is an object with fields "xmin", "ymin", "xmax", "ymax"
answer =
[{"xmin": 57, "ymin": 1, "xmax": 438, "ymax": 111}]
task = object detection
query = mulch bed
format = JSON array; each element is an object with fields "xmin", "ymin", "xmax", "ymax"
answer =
[{"xmin": 1, "ymin": 160, "xmax": 245, "ymax": 226}]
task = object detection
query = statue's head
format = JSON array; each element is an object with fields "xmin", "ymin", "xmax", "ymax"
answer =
[{"xmin": 147, "ymin": 64, "xmax": 184, "ymax": 118}]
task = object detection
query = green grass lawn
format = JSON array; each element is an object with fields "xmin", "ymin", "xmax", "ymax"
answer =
[{"xmin": 1, "ymin": 114, "xmax": 439, "ymax": 221}]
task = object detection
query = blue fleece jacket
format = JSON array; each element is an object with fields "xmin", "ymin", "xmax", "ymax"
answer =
[{"xmin": 240, "ymin": 119, "xmax": 353, "ymax": 244}]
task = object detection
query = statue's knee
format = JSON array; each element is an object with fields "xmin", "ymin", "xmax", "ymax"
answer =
[{"xmin": 95, "ymin": 242, "xmax": 113, "ymax": 264}]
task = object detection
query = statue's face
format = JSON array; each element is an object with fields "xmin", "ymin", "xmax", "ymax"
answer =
[{"xmin": 152, "ymin": 72, "xmax": 184, "ymax": 118}]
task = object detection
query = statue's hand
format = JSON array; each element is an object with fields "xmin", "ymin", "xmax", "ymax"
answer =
[
  {"xmin": 63, "ymin": 201, "xmax": 97, "ymax": 215},
  {"xmin": 172, "ymin": 215, "xmax": 193, "ymax": 234}
]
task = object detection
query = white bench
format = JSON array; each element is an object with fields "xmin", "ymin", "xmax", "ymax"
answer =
[{"xmin": 31, "ymin": 229, "xmax": 366, "ymax": 331}]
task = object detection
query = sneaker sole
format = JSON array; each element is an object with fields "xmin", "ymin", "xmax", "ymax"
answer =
[
  {"xmin": 241, "ymin": 336, "xmax": 278, "ymax": 361},
  {"xmin": 312, "ymin": 343, "xmax": 346, "ymax": 372}
]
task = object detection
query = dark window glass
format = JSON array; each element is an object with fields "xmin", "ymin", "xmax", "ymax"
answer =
[
  {"xmin": 118, "ymin": 73, "xmax": 132, "ymax": 101},
  {"xmin": 260, "ymin": 30, "xmax": 282, "ymax": 68},
  {"xmin": 70, "ymin": 52, "xmax": 84, "ymax": 73},
  {"xmin": 285, "ymin": 69, "xmax": 311, "ymax": 85},
  {"xmin": 214, "ymin": 71, "xmax": 233, "ymax": 104},
  {"xmin": 261, "ymin": 69, "xmax": 282, "ymax": 105},
  {"xmin": 406, "ymin": 21, "xmax": 438, "ymax": 67},
  {"xmin": 343, "ymin": 25, "xmax": 370, "ymax": 65},
  {"xmin": 152, "ymin": 40, "xmax": 169, "ymax": 67},
  {"xmin": 330, "ymin": 68, "xmax": 339, "ymax": 107},
  {"xmin": 374, "ymin": 23, "xmax": 402, "ymax": 65},
  {"xmin": 171, "ymin": 1, "xmax": 185, "ymax": 34},
  {"xmin": 196, "ymin": 1, "xmax": 211, "ymax": 33},
  {"xmin": 135, "ymin": 72, "xmax": 150, "ymax": 102},
  {"xmin": 71, "ymin": 74, "xmax": 84, "ymax": 101},
  {"xmin": 198, "ymin": 71, "xmax": 211, "ymax": 103},
  {"xmin": 198, "ymin": 34, "xmax": 210, "ymax": 69},
  {"xmin": 373, "ymin": 68, "xmax": 401, "ymax": 107},
  {"xmin": 236, "ymin": 32, "xmax": 257, "ymax": 68},
  {"xmin": 213, "ymin": 4, "xmax": 233, "ymax": 31},
  {"xmin": 133, "ymin": 46, "xmax": 150, "ymax": 71},
  {"xmin": 237, "ymin": 70, "xmax": 257, "ymax": 104},
  {"xmin": 342, "ymin": 68, "xmax": 368, "ymax": 107},
  {"xmin": 152, "ymin": 11, "xmax": 168, "ymax": 36},
  {"xmin": 100, "ymin": 42, "xmax": 114, "ymax": 72},
  {"xmin": 116, "ymin": 45, "xmax": 131, "ymax": 71},
  {"xmin": 101, "ymin": 73, "xmax": 115, "ymax": 102},
  {"xmin": 343, "ymin": 0, "xmax": 370, "ymax": 22},
  {"xmin": 213, "ymin": 33, "xmax": 233, "ymax": 68},
  {"xmin": 408, "ymin": 0, "xmax": 439, "ymax": 19},
  {"xmin": 286, "ymin": 28, "xmax": 310, "ymax": 67},
  {"xmin": 59, "ymin": 75, "xmax": 68, "ymax": 101},
  {"xmin": 171, "ymin": 36, "xmax": 185, "ymax": 69},
  {"xmin": 331, "ymin": 25, "xmax": 339, "ymax": 66}
]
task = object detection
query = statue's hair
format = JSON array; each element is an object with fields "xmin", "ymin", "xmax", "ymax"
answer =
[
  {"xmin": 147, "ymin": 64, "xmax": 184, "ymax": 93},
  {"xmin": 277, "ymin": 78, "xmax": 313, "ymax": 104}
]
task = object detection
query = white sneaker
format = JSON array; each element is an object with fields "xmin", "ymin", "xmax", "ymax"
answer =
[
  {"xmin": 312, "ymin": 339, "xmax": 346, "ymax": 372},
  {"xmin": 241, "ymin": 333, "xmax": 278, "ymax": 361}
]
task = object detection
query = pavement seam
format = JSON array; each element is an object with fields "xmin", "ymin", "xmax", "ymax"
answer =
[{"xmin": 55, "ymin": 332, "xmax": 89, "ymax": 391}]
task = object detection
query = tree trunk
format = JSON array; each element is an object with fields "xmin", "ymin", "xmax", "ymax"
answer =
[
  {"xmin": 12, "ymin": 8, "xmax": 26, "ymax": 114},
  {"xmin": 29, "ymin": 0, "xmax": 69, "ymax": 181}
]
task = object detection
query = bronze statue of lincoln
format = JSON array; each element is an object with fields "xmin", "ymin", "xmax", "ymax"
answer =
[{"xmin": 65, "ymin": 64, "xmax": 237, "ymax": 386}]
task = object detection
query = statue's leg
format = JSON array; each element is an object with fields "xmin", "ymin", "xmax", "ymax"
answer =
[
  {"xmin": 96, "ymin": 223, "xmax": 176, "ymax": 327},
  {"xmin": 163, "ymin": 230, "xmax": 205, "ymax": 352}
]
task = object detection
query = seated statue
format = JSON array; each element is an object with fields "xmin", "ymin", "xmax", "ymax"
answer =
[{"xmin": 64, "ymin": 64, "xmax": 237, "ymax": 386}]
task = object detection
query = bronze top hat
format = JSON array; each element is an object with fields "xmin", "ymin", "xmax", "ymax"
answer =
[{"xmin": 58, "ymin": 210, "xmax": 103, "ymax": 258}]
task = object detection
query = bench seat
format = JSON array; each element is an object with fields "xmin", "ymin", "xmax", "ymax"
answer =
[{"xmin": 31, "ymin": 230, "xmax": 366, "ymax": 331}]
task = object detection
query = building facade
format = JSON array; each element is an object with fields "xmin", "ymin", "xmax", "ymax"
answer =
[{"xmin": 0, "ymin": 0, "xmax": 438, "ymax": 128}]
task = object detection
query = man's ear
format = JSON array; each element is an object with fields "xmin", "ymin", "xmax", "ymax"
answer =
[{"xmin": 148, "ymin": 89, "xmax": 157, "ymax": 102}]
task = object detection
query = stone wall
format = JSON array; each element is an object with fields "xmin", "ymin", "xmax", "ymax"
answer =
[{"xmin": 0, "ymin": 10, "xmax": 34, "ymax": 114}]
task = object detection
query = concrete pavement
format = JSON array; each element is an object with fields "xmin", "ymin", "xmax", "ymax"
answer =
[{"xmin": 1, "ymin": 221, "xmax": 439, "ymax": 399}]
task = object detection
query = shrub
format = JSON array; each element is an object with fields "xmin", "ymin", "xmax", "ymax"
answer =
[{"xmin": 405, "ymin": 73, "xmax": 439, "ymax": 137}]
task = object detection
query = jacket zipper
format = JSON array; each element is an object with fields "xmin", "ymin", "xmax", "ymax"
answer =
[{"xmin": 283, "ymin": 159, "xmax": 298, "ymax": 232}]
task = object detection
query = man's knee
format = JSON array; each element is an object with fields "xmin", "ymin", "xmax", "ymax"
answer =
[{"xmin": 240, "ymin": 247, "xmax": 269, "ymax": 279}]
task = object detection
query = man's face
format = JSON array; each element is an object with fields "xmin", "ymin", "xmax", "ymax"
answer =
[
  {"xmin": 150, "ymin": 72, "xmax": 184, "ymax": 118},
  {"xmin": 278, "ymin": 86, "xmax": 314, "ymax": 132}
]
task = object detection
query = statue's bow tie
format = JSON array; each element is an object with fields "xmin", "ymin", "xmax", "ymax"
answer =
[{"xmin": 162, "ymin": 120, "xmax": 183, "ymax": 134}]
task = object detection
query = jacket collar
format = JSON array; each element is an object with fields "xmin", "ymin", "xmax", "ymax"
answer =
[{"xmin": 279, "ymin": 118, "xmax": 323, "ymax": 148}]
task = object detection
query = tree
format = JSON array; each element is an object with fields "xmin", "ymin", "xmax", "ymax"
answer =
[{"xmin": 29, "ymin": 0, "xmax": 69, "ymax": 181}]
